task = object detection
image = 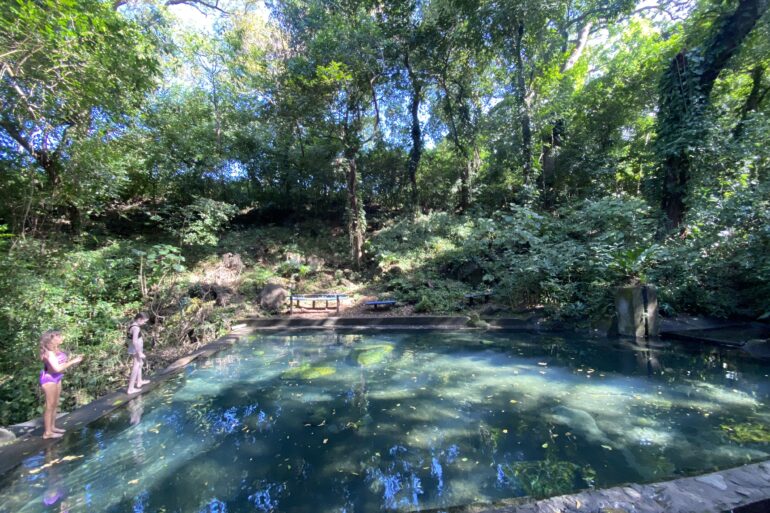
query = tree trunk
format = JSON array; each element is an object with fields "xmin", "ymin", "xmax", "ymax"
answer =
[
  {"xmin": 658, "ymin": 0, "xmax": 768, "ymax": 232},
  {"xmin": 562, "ymin": 22, "xmax": 592, "ymax": 73},
  {"xmin": 405, "ymin": 53, "xmax": 422, "ymax": 215},
  {"xmin": 458, "ymin": 146, "xmax": 480, "ymax": 213},
  {"xmin": 514, "ymin": 23, "xmax": 533, "ymax": 186},
  {"xmin": 344, "ymin": 147, "xmax": 364, "ymax": 268},
  {"xmin": 733, "ymin": 65, "xmax": 767, "ymax": 139},
  {"xmin": 540, "ymin": 119, "xmax": 563, "ymax": 210}
]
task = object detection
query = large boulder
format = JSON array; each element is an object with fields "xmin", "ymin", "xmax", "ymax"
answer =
[
  {"xmin": 221, "ymin": 253, "xmax": 244, "ymax": 273},
  {"xmin": 306, "ymin": 255, "xmax": 325, "ymax": 272},
  {"xmin": 260, "ymin": 284, "xmax": 288, "ymax": 312}
]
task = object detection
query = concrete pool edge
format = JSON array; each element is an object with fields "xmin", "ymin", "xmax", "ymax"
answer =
[
  {"xmin": 2, "ymin": 318, "xmax": 769, "ymax": 513},
  {"xmin": 243, "ymin": 315, "xmax": 537, "ymax": 330},
  {"xmin": 459, "ymin": 459, "xmax": 770, "ymax": 513}
]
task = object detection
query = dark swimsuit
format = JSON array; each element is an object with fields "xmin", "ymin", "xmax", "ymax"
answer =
[
  {"xmin": 127, "ymin": 324, "xmax": 143, "ymax": 356},
  {"xmin": 40, "ymin": 352, "xmax": 67, "ymax": 386}
]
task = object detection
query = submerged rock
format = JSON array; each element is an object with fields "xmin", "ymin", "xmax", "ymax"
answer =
[
  {"xmin": 547, "ymin": 406, "xmax": 608, "ymax": 445},
  {"xmin": 354, "ymin": 344, "xmax": 394, "ymax": 366},
  {"xmin": 281, "ymin": 363, "xmax": 336, "ymax": 380}
]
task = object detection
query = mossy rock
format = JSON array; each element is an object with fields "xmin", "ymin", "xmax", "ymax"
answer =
[
  {"xmin": 721, "ymin": 422, "xmax": 770, "ymax": 443},
  {"xmin": 281, "ymin": 363, "xmax": 336, "ymax": 380},
  {"xmin": 355, "ymin": 344, "xmax": 394, "ymax": 366}
]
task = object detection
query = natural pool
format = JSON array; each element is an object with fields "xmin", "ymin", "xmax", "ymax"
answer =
[{"xmin": 1, "ymin": 331, "xmax": 770, "ymax": 513}]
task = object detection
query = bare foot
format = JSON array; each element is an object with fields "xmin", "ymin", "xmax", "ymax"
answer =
[
  {"xmin": 52, "ymin": 427, "xmax": 66, "ymax": 433},
  {"xmin": 139, "ymin": 380, "xmax": 151, "ymax": 386},
  {"xmin": 43, "ymin": 432, "xmax": 63, "ymax": 439},
  {"xmin": 127, "ymin": 387, "xmax": 141, "ymax": 395}
]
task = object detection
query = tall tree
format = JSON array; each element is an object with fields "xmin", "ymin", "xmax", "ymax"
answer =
[
  {"xmin": 427, "ymin": 0, "xmax": 490, "ymax": 211},
  {"xmin": 0, "ymin": 0, "xmax": 160, "ymax": 230},
  {"xmin": 656, "ymin": 0, "xmax": 769, "ymax": 231},
  {"xmin": 271, "ymin": 0, "xmax": 384, "ymax": 267}
]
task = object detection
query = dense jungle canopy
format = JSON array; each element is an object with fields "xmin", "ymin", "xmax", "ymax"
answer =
[{"xmin": 0, "ymin": 0, "xmax": 769, "ymax": 423}]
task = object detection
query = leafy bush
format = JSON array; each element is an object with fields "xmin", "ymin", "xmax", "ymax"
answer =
[
  {"xmin": 371, "ymin": 196, "xmax": 659, "ymax": 317},
  {"xmin": 166, "ymin": 197, "xmax": 239, "ymax": 247}
]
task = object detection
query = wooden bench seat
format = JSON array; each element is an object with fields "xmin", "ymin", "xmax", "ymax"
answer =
[{"xmin": 289, "ymin": 293, "xmax": 349, "ymax": 313}]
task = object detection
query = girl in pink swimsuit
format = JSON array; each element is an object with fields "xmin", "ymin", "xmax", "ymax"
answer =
[{"xmin": 39, "ymin": 330, "xmax": 83, "ymax": 439}]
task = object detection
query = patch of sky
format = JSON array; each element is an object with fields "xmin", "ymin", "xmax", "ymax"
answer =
[
  {"xmin": 431, "ymin": 457, "xmax": 444, "ymax": 496},
  {"xmin": 248, "ymin": 482, "xmax": 286, "ymax": 512},
  {"xmin": 201, "ymin": 497, "xmax": 228, "ymax": 513},
  {"xmin": 132, "ymin": 489, "xmax": 150, "ymax": 513}
]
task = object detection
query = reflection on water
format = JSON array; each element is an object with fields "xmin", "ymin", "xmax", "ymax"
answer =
[{"xmin": 2, "ymin": 331, "xmax": 770, "ymax": 512}]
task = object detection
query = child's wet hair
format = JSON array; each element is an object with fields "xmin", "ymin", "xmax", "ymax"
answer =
[
  {"xmin": 133, "ymin": 312, "xmax": 149, "ymax": 322},
  {"xmin": 39, "ymin": 330, "xmax": 62, "ymax": 356}
]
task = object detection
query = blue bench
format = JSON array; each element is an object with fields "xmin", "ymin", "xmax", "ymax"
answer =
[
  {"xmin": 289, "ymin": 293, "xmax": 349, "ymax": 314},
  {"xmin": 364, "ymin": 300, "xmax": 397, "ymax": 310},
  {"xmin": 464, "ymin": 290, "xmax": 493, "ymax": 306}
]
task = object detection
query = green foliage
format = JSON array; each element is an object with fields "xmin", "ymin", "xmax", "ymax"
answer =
[
  {"xmin": 166, "ymin": 198, "xmax": 239, "ymax": 247},
  {"xmin": 0, "ymin": 239, "xmax": 142, "ymax": 424},
  {"xmin": 372, "ymin": 196, "xmax": 658, "ymax": 318}
]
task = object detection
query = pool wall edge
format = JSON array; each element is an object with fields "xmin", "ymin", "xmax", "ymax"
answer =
[{"xmin": 458, "ymin": 460, "xmax": 770, "ymax": 513}]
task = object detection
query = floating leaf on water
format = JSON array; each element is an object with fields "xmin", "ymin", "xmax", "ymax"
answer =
[
  {"xmin": 541, "ymin": 443, "xmax": 548, "ymax": 449},
  {"xmin": 509, "ymin": 399, "xmax": 518, "ymax": 404},
  {"xmin": 128, "ymin": 479, "xmax": 139, "ymax": 485},
  {"xmin": 601, "ymin": 445, "xmax": 612, "ymax": 451}
]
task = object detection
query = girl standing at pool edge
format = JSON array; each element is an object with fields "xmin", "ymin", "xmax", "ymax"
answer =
[
  {"xmin": 127, "ymin": 313, "xmax": 151, "ymax": 394},
  {"xmin": 39, "ymin": 330, "xmax": 83, "ymax": 439}
]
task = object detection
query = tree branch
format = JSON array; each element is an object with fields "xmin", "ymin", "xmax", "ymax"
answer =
[
  {"xmin": 114, "ymin": 0, "xmax": 230, "ymax": 14},
  {"xmin": 562, "ymin": 22, "xmax": 592, "ymax": 72}
]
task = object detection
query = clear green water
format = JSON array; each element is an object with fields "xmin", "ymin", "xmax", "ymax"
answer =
[{"xmin": 2, "ymin": 331, "xmax": 770, "ymax": 512}]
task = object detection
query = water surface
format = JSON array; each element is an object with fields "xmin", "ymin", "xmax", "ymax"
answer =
[{"xmin": 1, "ymin": 331, "xmax": 769, "ymax": 512}]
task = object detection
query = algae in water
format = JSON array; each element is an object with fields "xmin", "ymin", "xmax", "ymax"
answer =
[
  {"xmin": 355, "ymin": 344, "xmax": 394, "ymax": 366},
  {"xmin": 281, "ymin": 363, "xmax": 336, "ymax": 380},
  {"xmin": 721, "ymin": 422, "xmax": 770, "ymax": 443},
  {"xmin": 502, "ymin": 460, "xmax": 595, "ymax": 498}
]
